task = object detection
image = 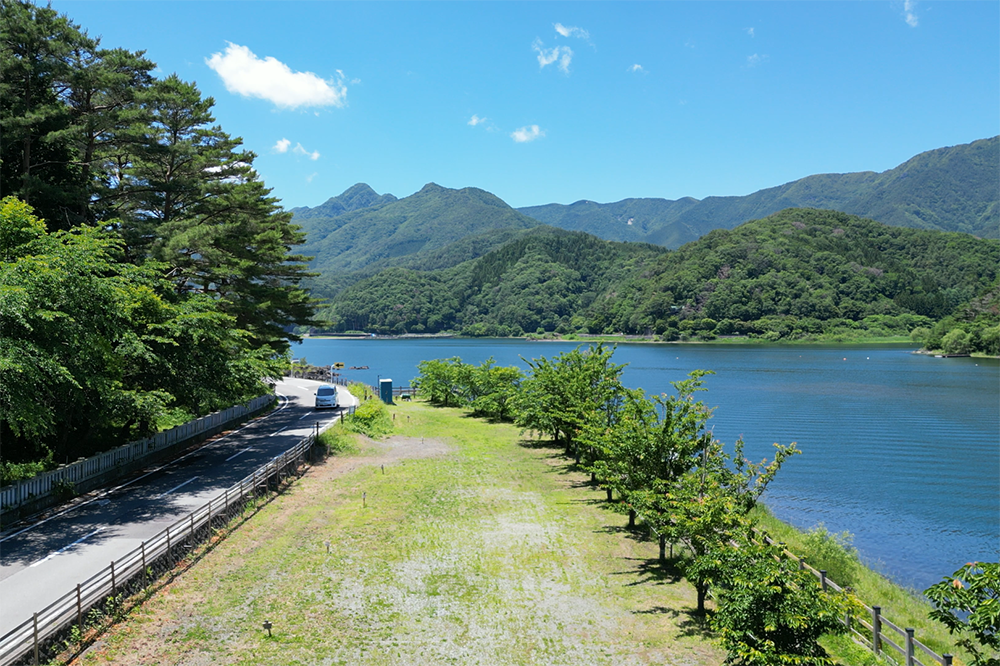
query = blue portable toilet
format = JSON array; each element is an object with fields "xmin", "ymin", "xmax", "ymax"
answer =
[{"xmin": 379, "ymin": 378, "xmax": 393, "ymax": 404}]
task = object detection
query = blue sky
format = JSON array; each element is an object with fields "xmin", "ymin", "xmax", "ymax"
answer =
[{"xmin": 52, "ymin": 1, "xmax": 999, "ymax": 210}]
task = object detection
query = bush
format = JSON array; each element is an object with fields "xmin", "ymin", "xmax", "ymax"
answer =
[
  {"xmin": 801, "ymin": 524, "xmax": 861, "ymax": 586},
  {"xmin": 343, "ymin": 399, "xmax": 393, "ymax": 438}
]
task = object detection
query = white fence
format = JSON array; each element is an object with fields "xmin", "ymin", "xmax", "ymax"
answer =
[{"xmin": 0, "ymin": 394, "xmax": 275, "ymax": 513}]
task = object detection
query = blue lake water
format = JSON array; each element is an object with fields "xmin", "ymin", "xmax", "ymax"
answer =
[{"xmin": 295, "ymin": 337, "xmax": 1000, "ymax": 591}]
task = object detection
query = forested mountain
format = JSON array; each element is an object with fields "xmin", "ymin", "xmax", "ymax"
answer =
[
  {"xmin": 297, "ymin": 183, "xmax": 542, "ymax": 276},
  {"xmin": 1, "ymin": 2, "xmax": 314, "ymax": 474},
  {"xmin": 323, "ymin": 226, "xmax": 666, "ymax": 336},
  {"xmin": 320, "ymin": 209, "xmax": 1000, "ymax": 342},
  {"xmin": 520, "ymin": 137, "xmax": 999, "ymax": 248},
  {"xmin": 289, "ymin": 183, "xmax": 397, "ymax": 223}
]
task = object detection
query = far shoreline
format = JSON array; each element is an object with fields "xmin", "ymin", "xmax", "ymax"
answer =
[{"xmin": 301, "ymin": 332, "xmax": 919, "ymax": 346}]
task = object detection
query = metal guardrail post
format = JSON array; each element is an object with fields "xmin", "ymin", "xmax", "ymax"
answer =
[
  {"xmin": 942, "ymin": 654, "xmax": 953, "ymax": 665},
  {"xmin": 905, "ymin": 628, "xmax": 915, "ymax": 666},
  {"xmin": 820, "ymin": 570, "xmax": 828, "ymax": 591},
  {"xmin": 76, "ymin": 583, "xmax": 83, "ymax": 630},
  {"xmin": 872, "ymin": 606, "xmax": 882, "ymax": 654}
]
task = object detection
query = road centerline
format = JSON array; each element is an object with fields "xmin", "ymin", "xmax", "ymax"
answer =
[
  {"xmin": 29, "ymin": 527, "xmax": 106, "ymax": 568},
  {"xmin": 155, "ymin": 476, "xmax": 199, "ymax": 499}
]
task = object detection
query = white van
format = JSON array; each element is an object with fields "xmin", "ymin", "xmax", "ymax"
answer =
[{"xmin": 314, "ymin": 384, "xmax": 340, "ymax": 410}]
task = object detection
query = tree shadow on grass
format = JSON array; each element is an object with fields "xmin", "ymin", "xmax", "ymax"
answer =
[
  {"xmin": 633, "ymin": 603, "xmax": 716, "ymax": 640},
  {"xmin": 516, "ymin": 437, "xmax": 560, "ymax": 451},
  {"xmin": 617, "ymin": 556, "xmax": 717, "ymax": 640},
  {"xmin": 594, "ymin": 523, "xmax": 654, "ymax": 546}
]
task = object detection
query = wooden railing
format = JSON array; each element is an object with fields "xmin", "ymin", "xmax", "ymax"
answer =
[{"xmin": 751, "ymin": 529, "xmax": 954, "ymax": 666}]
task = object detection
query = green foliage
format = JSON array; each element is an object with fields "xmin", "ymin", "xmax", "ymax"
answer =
[
  {"xmin": 925, "ymin": 562, "xmax": 1000, "ymax": 666},
  {"xmin": 316, "ymin": 208, "xmax": 997, "ymax": 343},
  {"xmin": 0, "ymin": 2, "xmax": 315, "ymax": 472},
  {"xmin": 709, "ymin": 538, "xmax": 858, "ymax": 665},
  {"xmin": 316, "ymin": 423, "xmax": 358, "ymax": 455},
  {"xmin": 297, "ymin": 182, "xmax": 542, "ymax": 278},
  {"xmin": 343, "ymin": 398, "xmax": 393, "ymax": 439},
  {"xmin": 514, "ymin": 343, "xmax": 626, "ymax": 452},
  {"xmin": 923, "ymin": 280, "xmax": 1000, "ymax": 355},
  {"xmin": 413, "ymin": 356, "xmax": 524, "ymax": 420},
  {"xmin": 798, "ymin": 524, "xmax": 861, "ymax": 587},
  {"xmin": 319, "ymin": 226, "xmax": 665, "ymax": 334},
  {"xmin": 0, "ymin": 197, "xmax": 281, "ymax": 465},
  {"xmin": 346, "ymin": 382, "xmax": 369, "ymax": 400}
]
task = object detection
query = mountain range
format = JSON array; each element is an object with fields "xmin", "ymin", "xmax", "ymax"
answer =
[{"xmin": 292, "ymin": 137, "xmax": 998, "ymax": 301}]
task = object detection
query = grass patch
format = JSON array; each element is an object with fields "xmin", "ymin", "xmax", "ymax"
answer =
[
  {"xmin": 316, "ymin": 422, "xmax": 359, "ymax": 455},
  {"xmin": 74, "ymin": 400, "xmax": 725, "ymax": 665}
]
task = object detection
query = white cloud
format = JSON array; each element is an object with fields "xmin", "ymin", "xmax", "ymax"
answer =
[
  {"xmin": 306, "ymin": 172, "xmax": 318, "ymax": 183},
  {"xmin": 511, "ymin": 125, "xmax": 545, "ymax": 143},
  {"xmin": 554, "ymin": 23, "xmax": 589, "ymax": 40},
  {"xmin": 745, "ymin": 27, "xmax": 755, "ymax": 38},
  {"xmin": 273, "ymin": 138, "xmax": 291, "ymax": 153},
  {"xmin": 293, "ymin": 143, "xmax": 321, "ymax": 160},
  {"xmin": 746, "ymin": 53, "xmax": 769, "ymax": 67},
  {"xmin": 903, "ymin": 0, "xmax": 919, "ymax": 27},
  {"xmin": 206, "ymin": 42, "xmax": 346, "ymax": 109},
  {"xmin": 629, "ymin": 64, "xmax": 646, "ymax": 74},
  {"xmin": 468, "ymin": 114, "xmax": 487, "ymax": 126},
  {"xmin": 533, "ymin": 39, "xmax": 573, "ymax": 74}
]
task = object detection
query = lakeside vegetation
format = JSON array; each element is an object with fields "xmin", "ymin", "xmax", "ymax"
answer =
[
  {"xmin": 315, "ymin": 209, "xmax": 999, "ymax": 348},
  {"xmin": 411, "ymin": 346, "xmax": 996, "ymax": 664},
  {"xmin": 0, "ymin": 2, "xmax": 315, "ymax": 479},
  {"xmin": 72, "ymin": 381, "xmax": 987, "ymax": 665}
]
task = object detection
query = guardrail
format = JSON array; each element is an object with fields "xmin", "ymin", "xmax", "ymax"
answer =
[
  {"xmin": 0, "ymin": 394, "xmax": 276, "ymax": 515},
  {"xmin": 0, "ymin": 423, "xmax": 321, "ymax": 666}
]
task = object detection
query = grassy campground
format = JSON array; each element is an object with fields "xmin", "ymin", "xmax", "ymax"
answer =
[{"xmin": 72, "ymin": 397, "xmax": 966, "ymax": 666}]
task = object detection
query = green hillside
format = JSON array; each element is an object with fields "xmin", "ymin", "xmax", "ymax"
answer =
[
  {"xmin": 298, "ymin": 183, "xmax": 542, "ymax": 275},
  {"xmin": 520, "ymin": 137, "xmax": 999, "ymax": 248},
  {"xmin": 319, "ymin": 209, "xmax": 1000, "ymax": 341},
  {"xmin": 322, "ymin": 226, "xmax": 666, "ymax": 335}
]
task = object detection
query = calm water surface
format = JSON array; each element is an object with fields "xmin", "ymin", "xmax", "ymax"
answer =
[{"xmin": 295, "ymin": 338, "xmax": 999, "ymax": 591}]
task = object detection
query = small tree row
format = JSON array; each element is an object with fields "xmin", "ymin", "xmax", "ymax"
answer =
[
  {"xmin": 412, "ymin": 356, "xmax": 523, "ymax": 421},
  {"xmin": 414, "ymin": 344, "xmax": 858, "ymax": 663}
]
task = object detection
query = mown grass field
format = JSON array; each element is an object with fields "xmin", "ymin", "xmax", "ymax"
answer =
[{"xmin": 74, "ymin": 401, "xmax": 727, "ymax": 665}]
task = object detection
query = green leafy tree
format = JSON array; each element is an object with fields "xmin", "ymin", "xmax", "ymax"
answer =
[
  {"xmin": 514, "ymin": 344, "xmax": 626, "ymax": 456},
  {"xmin": 1, "ymin": 197, "xmax": 279, "ymax": 465},
  {"xmin": 925, "ymin": 562, "xmax": 1000, "ymax": 666},
  {"xmin": 708, "ymin": 537, "xmax": 857, "ymax": 665},
  {"xmin": 468, "ymin": 357, "xmax": 523, "ymax": 421},
  {"xmin": 414, "ymin": 357, "xmax": 464, "ymax": 407}
]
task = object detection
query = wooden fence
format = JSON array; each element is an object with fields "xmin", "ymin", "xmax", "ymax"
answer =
[
  {"xmin": 0, "ymin": 394, "xmax": 275, "ymax": 515},
  {"xmin": 0, "ymin": 424, "xmax": 322, "ymax": 666},
  {"xmin": 751, "ymin": 529, "xmax": 954, "ymax": 666}
]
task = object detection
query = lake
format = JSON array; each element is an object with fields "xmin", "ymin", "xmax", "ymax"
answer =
[{"xmin": 295, "ymin": 337, "xmax": 999, "ymax": 591}]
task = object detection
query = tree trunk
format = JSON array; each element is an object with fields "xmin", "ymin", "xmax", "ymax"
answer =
[
  {"xmin": 590, "ymin": 472, "xmax": 596, "ymax": 483},
  {"xmin": 628, "ymin": 509, "xmax": 636, "ymax": 529},
  {"xmin": 606, "ymin": 487, "xmax": 613, "ymax": 502},
  {"xmin": 659, "ymin": 534, "xmax": 666, "ymax": 562},
  {"xmin": 696, "ymin": 582, "xmax": 707, "ymax": 614}
]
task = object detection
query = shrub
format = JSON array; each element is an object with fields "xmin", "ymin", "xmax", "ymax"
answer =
[
  {"xmin": 343, "ymin": 399, "xmax": 393, "ymax": 438},
  {"xmin": 801, "ymin": 524, "xmax": 861, "ymax": 586}
]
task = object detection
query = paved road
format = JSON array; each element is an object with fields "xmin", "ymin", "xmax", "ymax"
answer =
[{"xmin": 0, "ymin": 378, "xmax": 356, "ymax": 636}]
